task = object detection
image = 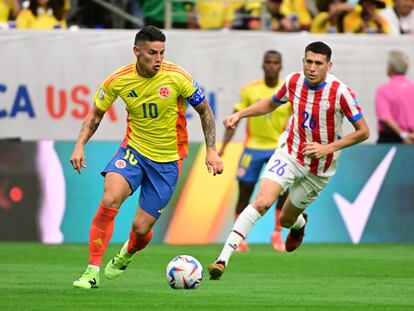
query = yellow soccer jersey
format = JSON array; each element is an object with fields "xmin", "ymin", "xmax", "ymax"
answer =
[
  {"xmin": 94, "ymin": 61, "xmax": 202, "ymax": 162},
  {"xmin": 234, "ymin": 79, "xmax": 291, "ymax": 150}
]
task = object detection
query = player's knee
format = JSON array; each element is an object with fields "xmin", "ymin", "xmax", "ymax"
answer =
[
  {"xmin": 101, "ymin": 193, "xmax": 121, "ymax": 209},
  {"xmin": 252, "ymin": 197, "xmax": 272, "ymax": 215}
]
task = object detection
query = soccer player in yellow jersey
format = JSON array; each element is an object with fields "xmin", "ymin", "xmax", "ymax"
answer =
[
  {"xmin": 218, "ymin": 50, "xmax": 291, "ymax": 252},
  {"xmin": 71, "ymin": 26, "xmax": 223, "ymax": 289}
]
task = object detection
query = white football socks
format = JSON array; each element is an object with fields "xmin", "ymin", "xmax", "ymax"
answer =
[
  {"xmin": 290, "ymin": 214, "xmax": 305, "ymax": 230},
  {"xmin": 88, "ymin": 264, "xmax": 100, "ymax": 272},
  {"xmin": 217, "ymin": 204, "xmax": 261, "ymax": 264}
]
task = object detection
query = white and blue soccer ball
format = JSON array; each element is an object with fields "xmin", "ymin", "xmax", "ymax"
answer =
[{"xmin": 166, "ymin": 255, "xmax": 203, "ymax": 289}]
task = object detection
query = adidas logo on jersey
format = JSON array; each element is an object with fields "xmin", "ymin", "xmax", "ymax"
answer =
[{"xmin": 127, "ymin": 90, "xmax": 138, "ymax": 98}]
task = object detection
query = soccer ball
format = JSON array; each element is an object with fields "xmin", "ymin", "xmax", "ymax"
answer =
[{"xmin": 165, "ymin": 255, "xmax": 203, "ymax": 289}]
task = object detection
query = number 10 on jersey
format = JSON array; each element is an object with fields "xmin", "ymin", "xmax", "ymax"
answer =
[{"xmin": 142, "ymin": 103, "xmax": 158, "ymax": 118}]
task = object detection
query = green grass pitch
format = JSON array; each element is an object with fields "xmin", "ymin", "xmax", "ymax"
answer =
[{"xmin": 1, "ymin": 243, "xmax": 413, "ymax": 310}]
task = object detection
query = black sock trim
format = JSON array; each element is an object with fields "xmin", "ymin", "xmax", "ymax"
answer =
[{"xmin": 232, "ymin": 230, "xmax": 245, "ymax": 239}]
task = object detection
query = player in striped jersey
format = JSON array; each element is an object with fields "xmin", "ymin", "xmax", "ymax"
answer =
[
  {"xmin": 218, "ymin": 50, "xmax": 291, "ymax": 252},
  {"xmin": 71, "ymin": 26, "xmax": 223, "ymax": 289},
  {"xmin": 209, "ymin": 41, "xmax": 370, "ymax": 280}
]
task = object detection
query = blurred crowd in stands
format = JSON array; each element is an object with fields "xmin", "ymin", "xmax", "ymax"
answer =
[{"xmin": 0, "ymin": 0, "xmax": 413, "ymax": 34}]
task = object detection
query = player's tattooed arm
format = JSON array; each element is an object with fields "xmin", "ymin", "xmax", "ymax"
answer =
[
  {"xmin": 77, "ymin": 104, "xmax": 106, "ymax": 146},
  {"xmin": 70, "ymin": 104, "xmax": 105, "ymax": 174},
  {"xmin": 194, "ymin": 99, "xmax": 223, "ymax": 175},
  {"xmin": 194, "ymin": 99, "xmax": 216, "ymax": 150}
]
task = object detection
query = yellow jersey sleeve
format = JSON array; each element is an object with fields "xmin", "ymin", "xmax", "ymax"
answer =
[
  {"xmin": 94, "ymin": 65, "xmax": 134, "ymax": 111},
  {"xmin": 163, "ymin": 62, "xmax": 205, "ymax": 106}
]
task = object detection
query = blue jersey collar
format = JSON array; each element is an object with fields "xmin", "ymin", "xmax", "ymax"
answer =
[{"xmin": 304, "ymin": 78, "xmax": 327, "ymax": 91}]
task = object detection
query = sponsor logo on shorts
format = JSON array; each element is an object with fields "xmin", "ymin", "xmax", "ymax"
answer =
[
  {"xmin": 115, "ymin": 159, "xmax": 126, "ymax": 168},
  {"xmin": 237, "ymin": 167, "xmax": 246, "ymax": 177},
  {"xmin": 158, "ymin": 86, "xmax": 170, "ymax": 98}
]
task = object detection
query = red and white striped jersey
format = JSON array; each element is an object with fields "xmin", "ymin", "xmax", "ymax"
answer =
[{"xmin": 272, "ymin": 72, "xmax": 363, "ymax": 177}]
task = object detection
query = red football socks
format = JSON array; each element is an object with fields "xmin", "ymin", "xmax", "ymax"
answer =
[
  {"xmin": 127, "ymin": 229, "xmax": 153, "ymax": 254},
  {"xmin": 275, "ymin": 208, "xmax": 282, "ymax": 232},
  {"xmin": 88, "ymin": 204, "xmax": 118, "ymax": 266}
]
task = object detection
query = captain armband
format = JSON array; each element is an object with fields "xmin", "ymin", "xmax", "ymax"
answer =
[{"xmin": 187, "ymin": 88, "xmax": 206, "ymax": 107}]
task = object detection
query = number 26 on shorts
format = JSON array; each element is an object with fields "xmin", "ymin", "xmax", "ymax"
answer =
[{"xmin": 268, "ymin": 159, "xmax": 287, "ymax": 176}]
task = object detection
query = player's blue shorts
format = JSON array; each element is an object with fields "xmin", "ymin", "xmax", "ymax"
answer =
[
  {"xmin": 101, "ymin": 145, "xmax": 182, "ymax": 219},
  {"xmin": 237, "ymin": 148, "xmax": 274, "ymax": 183}
]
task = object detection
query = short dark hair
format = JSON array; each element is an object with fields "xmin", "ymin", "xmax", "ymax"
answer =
[
  {"xmin": 305, "ymin": 42, "xmax": 332, "ymax": 61},
  {"xmin": 264, "ymin": 50, "xmax": 282, "ymax": 58},
  {"xmin": 264, "ymin": 50, "xmax": 282, "ymax": 61},
  {"xmin": 134, "ymin": 25, "xmax": 166, "ymax": 45}
]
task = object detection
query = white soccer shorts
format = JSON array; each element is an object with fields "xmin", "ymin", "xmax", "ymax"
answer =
[{"xmin": 261, "ymin": 149, "xmax": 330, "ymax": 209}]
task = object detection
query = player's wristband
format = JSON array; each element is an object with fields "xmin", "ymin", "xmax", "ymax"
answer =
[{"xmin": 400, "ymin": 131, "xmax": 409, "ymax": 140}]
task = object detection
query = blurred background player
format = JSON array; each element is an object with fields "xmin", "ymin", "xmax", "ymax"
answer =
[
  {"xmin": 375, "ymin": 50, "xmax": 414, "ymax": 143},
  {"xmin": 71, "ymin": 26, "xmax": 223, "ymax": 289},
  {"xmin": 209, "ymin": 41, "xmax": 370, "ymax": 280},
  {"xmin": 218, "ymin": 50, "xmax": 291, "ymax": 252}
]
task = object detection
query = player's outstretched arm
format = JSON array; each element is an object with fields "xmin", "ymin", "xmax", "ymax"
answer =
[
  {"xmin": 218, "ymin": 109, "xmax": 238, "ymax": 157},
  {"xmin": 193, "ymin": 99, "xmax": 224, "ymax": 176},
  {"xmin": 239, "ymin": 97, "xmax": 279, "ymax": 117},
  {"xmin": 70, "ymin": 104, "xmax": 106, "ymax": 174},
  {"xmin": 224, "ymin": 97, "xmax": 279, "ymax": 130}
]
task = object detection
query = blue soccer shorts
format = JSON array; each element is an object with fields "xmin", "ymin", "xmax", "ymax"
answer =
[
  {"xmin": 237, "ymin": 148, "xmax": 275, "ymax": 183},
  {"xmin": 101, "ymin": 145, "xmax": 182, "ymax": 218}
]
